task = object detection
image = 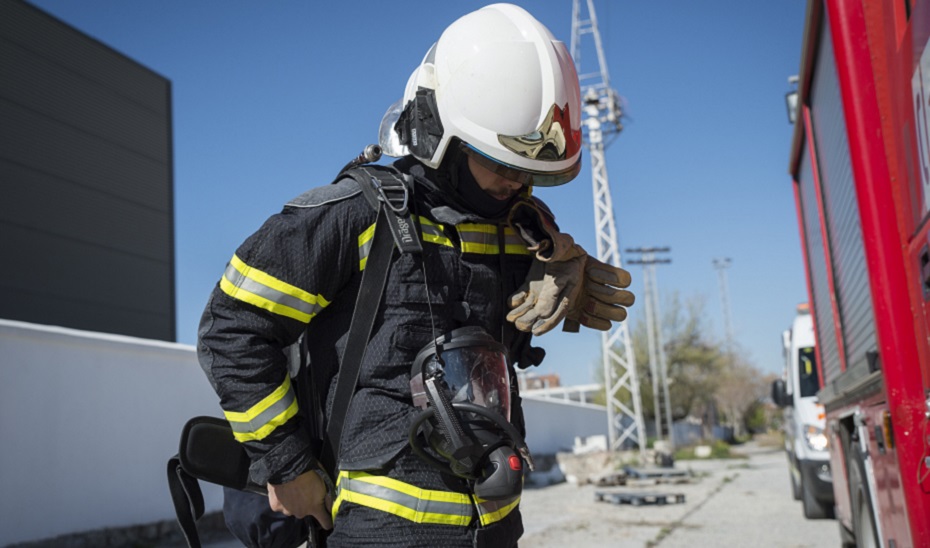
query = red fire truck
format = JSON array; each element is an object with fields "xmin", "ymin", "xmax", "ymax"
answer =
[{"xmin": 789, "ymin": 0, "xmax": 930, "ymax": 545}]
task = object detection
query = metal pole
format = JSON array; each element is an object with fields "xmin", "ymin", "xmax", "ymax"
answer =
[
  {"xmin": 652, "ymin": 266, "xmax": 674, "ymax": 450},
  {"xmin": 713, "ymin": 258, "xmax": 735, "ymax": 362},
  {"xmin": 627, "ymin": 248, "xmax": 672, "ymax": 447},
  {"xmin": 642, "ymin": 257, "xmax": 662, "ymax": 441}
]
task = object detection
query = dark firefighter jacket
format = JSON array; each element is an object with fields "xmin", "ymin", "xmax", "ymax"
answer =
[{"xmin": 197, "ymin": 159, "xmax": 545, "ymax": 491}]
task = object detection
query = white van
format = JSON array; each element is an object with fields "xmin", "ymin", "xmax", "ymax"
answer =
[{"xmin": 772, "ymin": 304, "xmax": 834, "ymax": 519}]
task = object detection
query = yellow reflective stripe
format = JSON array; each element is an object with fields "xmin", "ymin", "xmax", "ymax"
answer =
[
  {"xmin": 458, "ymin": 223, "xmax": 498, "ymax": 254},
  {"xmin": 336, "ymin": 489, "xmax": 471, "ymax": 526},
  {"xmin": 230, "ymin": 399, "xmax": 298, "ymax": 442},
  {"xmin": 359, "ymin": 218, "xmax": 453, "ymax": 271},
  {"xmin": 221, "ymin": 255, "xmax": 330, "ymax": 323},
  {"xmin": 350, "ymin": 472, "xmax": 471, "ymax": 504},
  {"xmin": 457, "ymin": 224, "xmax": 530, "ymax": 255},
  {"xmin": 422, "ymin": 232, "xmax": 454, "ymax": 247},
  {"xmin": 419, "ymin": 217, "xmax": 453, "ymax": 247},
  {"xmin": 502, "ymin": 227, "xmax": 532, "ymax": 255},
  {"xmin": 474, "ymin": 495, "xmax": 521, "ymax": 526},
  {"xmin": 358, "ymin": 223, "xmax": 376, "ymax": 271},
  {"xmin": 458, "ymin": 223, "xmax": 496, "ymax": 235},
  {"xmin": 224, "ymin": 377, "xmax": 299, "ymax": 442},
  {"xmin": 333, "ymin": 471, "xmax": 474, "ymax": 526},
  {"xmin": 462, "ymin": 242, "xmax": 499, "ymax": 254},
  {"xmin": 225, "ymin": 376, "xmax": 292, "ymax": 423},
  {"xmin": 230, "ymin": 255, "xmax": 330, "ymax": 308},
  {"xmin": 220, "ymin": 277, "xmax": 314, "ymax": 323}
]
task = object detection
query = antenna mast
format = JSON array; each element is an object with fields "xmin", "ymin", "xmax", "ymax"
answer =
[{"xmin": 571, "ymin": 0, "xmax": 646, "ymax": 459}]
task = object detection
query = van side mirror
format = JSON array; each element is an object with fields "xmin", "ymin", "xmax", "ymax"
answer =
[{"xmin": 771, "ymin": 379, "xmax": 788, "ymax": 408}]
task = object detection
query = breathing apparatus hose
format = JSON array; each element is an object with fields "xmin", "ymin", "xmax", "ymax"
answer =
[{"xmin": 339, "ymin": 144, "xmax": 383, "ymax": 175}]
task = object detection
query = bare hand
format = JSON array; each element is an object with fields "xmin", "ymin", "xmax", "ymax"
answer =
[{"xmin": 267, "ymin": 470, "xmax": 333, "ymax": 530}]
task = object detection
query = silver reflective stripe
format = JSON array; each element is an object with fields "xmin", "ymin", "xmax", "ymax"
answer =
[
  {"xmin": 358, "ymin": 237, "xmax": 373, "ymax": 267},
  {"xmin": 226, "ymin": 385, "xmax": 297, "ymax": 435},
  {"xmin": 339, "ymin": 476, "xmax": 473, "ymax": 520},
  {"xmin": 504, "ymin": 232, "xmax": 525, "ymax": 247},
  {"xmin": 459, "ymin": 229, "xmax": 496, "ymax": 246},
  {"xmin": 223, "ymin": 263, "xmax": 324, "ymax": 317},
  {"xmin": 458, "ymin": 225, "xmax": 499, "ymax": 254}
]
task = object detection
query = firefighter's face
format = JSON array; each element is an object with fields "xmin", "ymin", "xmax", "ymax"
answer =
[{"xmin": 467, "ymin": 156, "xmax": 524, "ymax": 201}]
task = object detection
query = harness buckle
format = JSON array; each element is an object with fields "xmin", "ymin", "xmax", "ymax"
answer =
[{"xmin": 371, "ymin": 175, "xmax": 409, "ymax": 216}]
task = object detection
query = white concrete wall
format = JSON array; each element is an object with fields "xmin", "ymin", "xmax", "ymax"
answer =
[
  {"xmin": 521, "ymin": 395, "xmax": 608, "ymax": 455},
  {"xmin": 0, "ymin": 318, "xmax": 609, "ymax": 545},
  {"xmin": 0, "ymin": 319, "xmax": 225, "ymax": 546}
]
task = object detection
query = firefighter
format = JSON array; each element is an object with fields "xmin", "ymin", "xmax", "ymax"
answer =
[{"xmin": 197, "ymin": 4, "xmax": 634, "ymax": 547}]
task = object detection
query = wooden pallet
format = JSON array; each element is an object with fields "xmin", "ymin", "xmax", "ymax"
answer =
[
  {"xmin": 623, "ymin": 466, "xmax": 691, "ymax": 480},
  {"xmin": 595, "ymin": 490, "xmax": 686, "ymax": 506}
]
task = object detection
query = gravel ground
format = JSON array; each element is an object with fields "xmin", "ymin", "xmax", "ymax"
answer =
[
  {"xmin": 182, "ymin": 440, "xmax": 841, "ymax": 548},
  {"xmin": 519, "ymin": 441, "xmax": 841, "ymax": 548}
]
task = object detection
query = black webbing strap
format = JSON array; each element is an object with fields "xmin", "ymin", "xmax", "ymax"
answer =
[
  {"xmin": 320, "ymin": 206, "xmax": 394, "ymax": 474},
  {"xmin": 320, "ymin": 167, "xmax": 421, "ymax": 474},
  {"xmin": 167, "ymin": 456, "xmax": 205, "ymax": 548}
]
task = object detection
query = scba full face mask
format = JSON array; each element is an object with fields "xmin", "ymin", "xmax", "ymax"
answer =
[{"xmin": 409, "ymin": 326, "xmax": 534, "ymax": 500}]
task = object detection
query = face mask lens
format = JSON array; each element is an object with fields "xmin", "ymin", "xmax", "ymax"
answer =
[{"xmin": 439, "ymin": 347, "xmax": 510, "ymax": 421}]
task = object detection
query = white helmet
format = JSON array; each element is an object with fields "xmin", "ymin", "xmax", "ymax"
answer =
[{"xmin": 380, "ymin": 3, "xmax": 582, "ymax": 187}]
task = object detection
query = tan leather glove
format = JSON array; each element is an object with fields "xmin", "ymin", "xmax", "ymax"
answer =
[
  {"xmin": 506, "ymin": 198, "xmax": 634, "ymax": 334},
  {"xmin": 562, "ymin": 256, "xmax": 635, "ymax": 332},
  {"xmin": 507, "ymin": 199, "xmax": 577, "ymax": 261},
  {"xmin": 506, "ymin": 246, "xmax": 587, "ymax": 335}
]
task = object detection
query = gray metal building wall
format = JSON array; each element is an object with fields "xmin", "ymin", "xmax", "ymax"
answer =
[{"xmin": 0, "ymin": 0, "xmax": 175, "ymax": 341}]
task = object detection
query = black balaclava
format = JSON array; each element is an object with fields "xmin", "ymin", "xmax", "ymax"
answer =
[
  {"xmin": 397, "ymin": 146, "xmax": 521, "ymax": 220},
  {"xmin": 454, "ymin": 156, "xmax": 520, "ymax": 219}
]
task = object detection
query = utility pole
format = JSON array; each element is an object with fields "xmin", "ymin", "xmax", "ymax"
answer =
[
  {"xmin": 713, "ymin": 258, "xmax": 735, "ymax": 362},
  {"xmin": 571, "ymin": 0, "xmax": 646, "ymax": 460},
  {"xmin": 627, "ymin": 248, "xmax": 673, "ymax": 448}
]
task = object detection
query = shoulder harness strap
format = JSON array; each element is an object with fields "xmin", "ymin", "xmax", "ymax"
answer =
[{"xmin": 343, "ymin": 165, "xmax": 423, "ymax": 255}]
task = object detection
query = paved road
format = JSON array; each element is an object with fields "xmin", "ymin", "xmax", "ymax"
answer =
[{"xmin": 519, "ymin": 442, "xmax": 841, "ymax": 548}]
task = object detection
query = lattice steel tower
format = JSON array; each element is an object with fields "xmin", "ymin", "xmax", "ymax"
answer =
[{"xmin": 571, "ymin": 0, "xmax": 646, "ymax": 458}]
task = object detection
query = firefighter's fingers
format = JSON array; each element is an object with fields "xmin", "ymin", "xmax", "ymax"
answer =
[
  {"xmin": 588, "ymin": 284, "xmax": 635, "ymax": 307},
  {"xmin": 586, "ymin": 260, "xmax": 632, "ymax": 288},
  {"xmin": 311, "ymin": 496, "xmax": 333, "ymax": 531},
  {"xmin": 531, "ymin": 297, "xmax": 571, "ymax": 336},
  {"xmin": 583, "ymin": 297, "xmax": 628, "ymax": 323},
  {"xmin": 506, "ymin": 297, "xmax": 537, "ymax": 326},
  {"xmin": 576, "ymin": 314, "xmax": 612, "ymax": 331},
  {"xmin": 514, "ymin": 307, "xmax": 542, "ymax": 332},
  {"xmin": 507, "ymin": 289, "xmax": 530, "ymax": 310}
]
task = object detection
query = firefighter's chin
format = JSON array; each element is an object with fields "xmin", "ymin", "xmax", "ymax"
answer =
[{"xmin": 490, "ymin": 189, "xmax": 518, "ymax": 201}]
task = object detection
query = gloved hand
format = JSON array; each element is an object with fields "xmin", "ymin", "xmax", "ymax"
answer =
[
  {"xmin": 506, "ymin": 198, "xmax": 634, "ymax": 335},
  {"xmin": 562, "ymin": 256, "xmax": 635, "ymax": 332},
  {"xmin": 507, "ymin": 199, "xmax": 577, "ymax": 262},
  {"xmin": 506, "ymin": 246, "xmax": 587, "ymax": 335}
]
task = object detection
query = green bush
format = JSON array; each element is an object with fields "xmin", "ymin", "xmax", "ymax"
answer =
[{"xmin": 673, "ymin": 439, "xmax": 746, "ymax": 460}]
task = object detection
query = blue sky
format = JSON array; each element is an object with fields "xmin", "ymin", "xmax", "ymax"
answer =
[{"xmin": 30, "ymin": 0, "xmax": 809, "ymax": 386}]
